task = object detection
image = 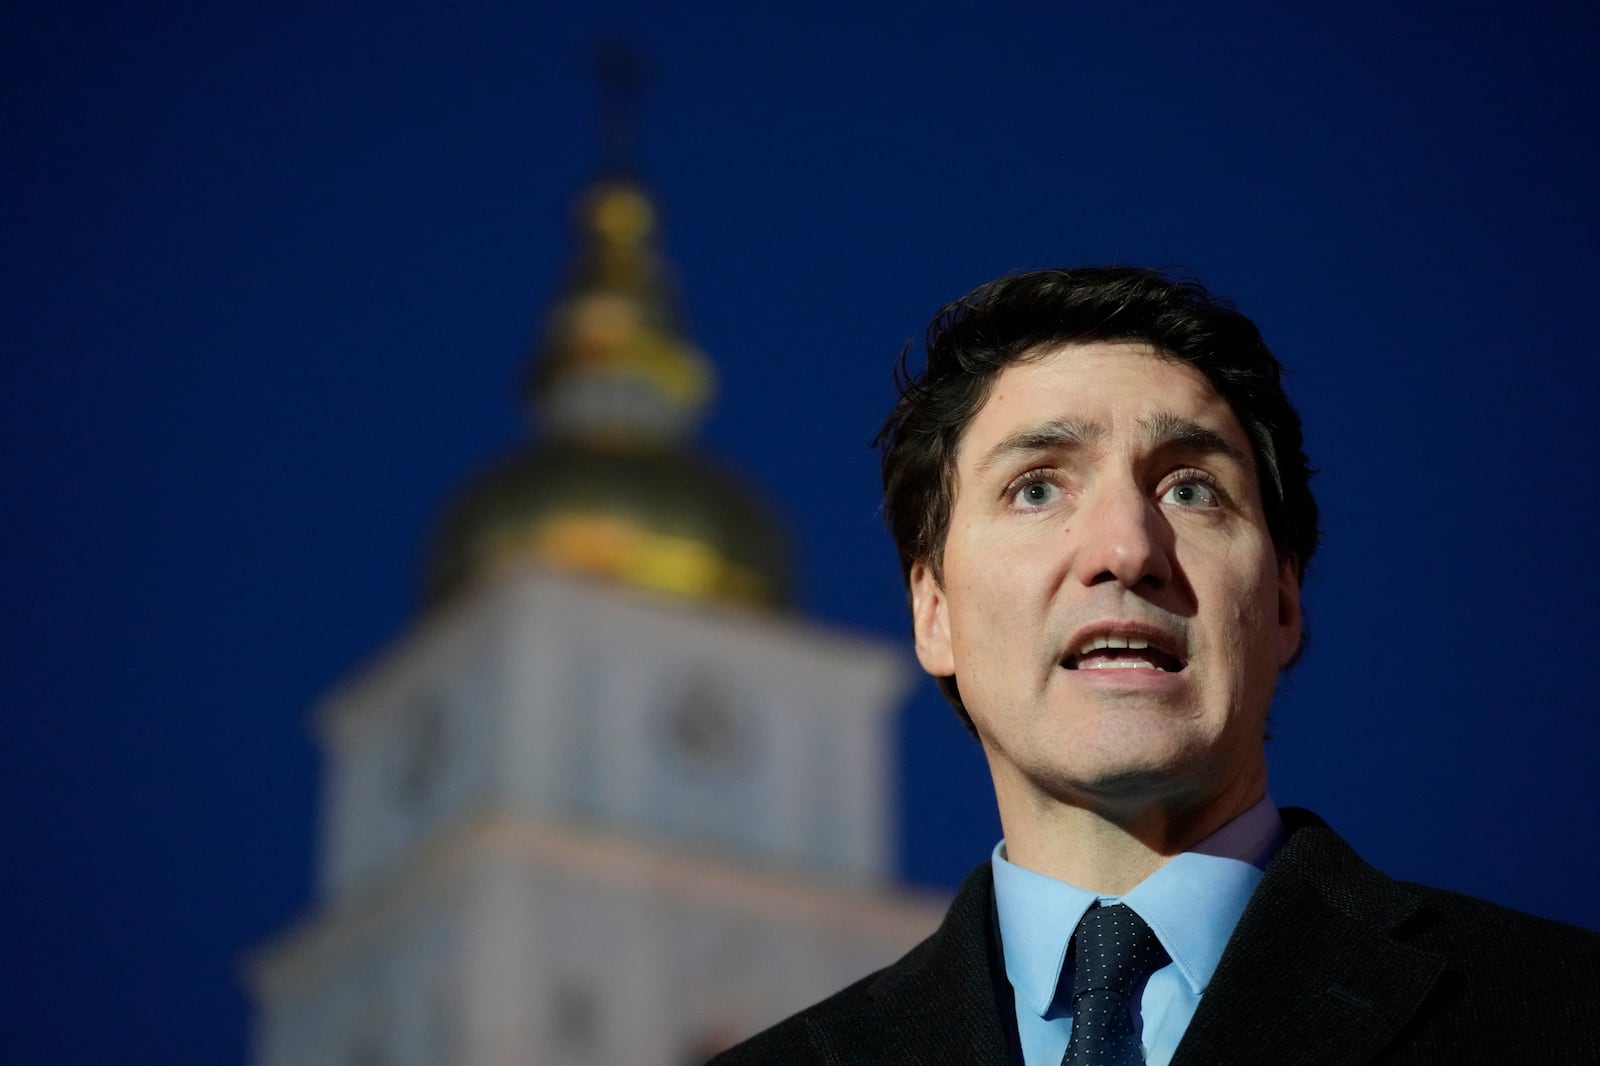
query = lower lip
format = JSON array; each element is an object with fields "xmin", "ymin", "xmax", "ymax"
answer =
[{"xmin": 1061, "ymin": 664, "xmax": 1187, "ymax": 691}]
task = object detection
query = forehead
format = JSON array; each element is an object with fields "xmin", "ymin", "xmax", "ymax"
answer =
[{"xmin": 958, "ymin": 341, "xmax": 1252, "ymax": 465}]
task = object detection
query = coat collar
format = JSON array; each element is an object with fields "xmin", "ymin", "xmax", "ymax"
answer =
[
  {"xmin": 1170, "ymin": 807, "xmax": 1448, "ymax": 1066},
  {"xmin": 804, "ymin": 863, "xmax": 1015, "ymax": 1065}
]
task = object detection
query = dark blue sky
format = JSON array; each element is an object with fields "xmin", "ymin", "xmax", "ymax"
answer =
[{"xmin": 5, "ymin": 4, "xmax": 1598, "ymax": 1062}]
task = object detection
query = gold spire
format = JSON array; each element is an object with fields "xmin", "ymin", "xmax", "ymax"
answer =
[
  {"xmin": 526, "ymin": 178, "xmax": 714, "ymax": 443},
  {"xmin": 424, "ymin": 64, "xmax": 789, "ymax": 612}
]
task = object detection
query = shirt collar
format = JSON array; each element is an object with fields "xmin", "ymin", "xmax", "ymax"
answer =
[{"xmin": 991, "ymin": 795, "xmax": 1283, "ymax": 1018}]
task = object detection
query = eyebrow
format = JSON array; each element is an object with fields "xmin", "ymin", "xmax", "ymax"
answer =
[
  {"xmin": 1138, "ymin": 411, "xmax": 1248, "ymax": 464},
  {"xmin": 972, "ymin": 417, "xmax": 1104, "ymax": 476},
  {"xmin": 972, "ymin": 411, "xmax": 1247, "ymax": 476}
]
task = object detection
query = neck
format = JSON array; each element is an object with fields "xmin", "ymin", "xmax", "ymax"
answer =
[{"xmin": 992, "ymin": 765, "xmax": 1269, "ymax": 895}]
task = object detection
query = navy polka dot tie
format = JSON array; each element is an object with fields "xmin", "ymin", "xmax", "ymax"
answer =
[{"xmin": 1060, "ymin": 903, "xmax": 1169, "ymax": 1066}]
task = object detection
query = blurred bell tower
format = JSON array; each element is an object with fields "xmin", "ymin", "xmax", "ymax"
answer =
[{"xmin": 244, "ymin": 46, "xmax": 943, "ymax": 1066}]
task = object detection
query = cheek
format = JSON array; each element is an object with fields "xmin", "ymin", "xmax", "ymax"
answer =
[
  {"xmin": 943, "ymin": 561, "xmax": 1043, "ymax": 673},
  {"xmin": 950, "ymin": 541, "xmax": 1053, "ymax": 615},
  {"xmin": 1203, "ymin": 546, "xmax": 1282, "ymax": 660},
  {"xmin": 945, "ymin": 577, "xmax": 1012, "ymax": 660},
  {"xmin": 940, "ymin": 516, "xmax": 1068, "ymax": 667}
]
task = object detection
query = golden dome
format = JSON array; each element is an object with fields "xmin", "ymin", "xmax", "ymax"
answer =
[{"xmin": 426, "ymin": 444, "xmax": 789, "ymax": 608}]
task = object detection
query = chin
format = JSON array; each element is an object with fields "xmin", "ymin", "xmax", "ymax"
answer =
[{"xmin": 1038, "ymin": 728, "xmax": 1219, "ymax": 805}]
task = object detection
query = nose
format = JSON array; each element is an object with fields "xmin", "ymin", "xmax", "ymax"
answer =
[{"xmin": 1069, "ymin": 477, "xmax": 1173, "ymax": 589}]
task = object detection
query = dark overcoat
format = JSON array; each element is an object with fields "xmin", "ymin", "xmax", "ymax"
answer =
[{"xmin": 710, "ymin": 810, "xmax": 1600, "ymax": 1065}]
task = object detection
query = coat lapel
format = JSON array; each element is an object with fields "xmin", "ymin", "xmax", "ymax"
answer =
[
  {"xmin": 1171, "ymin": 809, "xmax": 1447, "ymax": 1066},
  {"xmin": 806, "ymin": 864, "xmax": 1014, "ymax": 1065},
  {"xmin": 792, "ymin": 812, "xmax": 1448, "ymax": 1065}
]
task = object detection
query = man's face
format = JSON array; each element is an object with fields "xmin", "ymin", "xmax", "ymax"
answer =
[{"xmin": 910, "ymin": 342, "xmax": 1300, "ymax": 823}]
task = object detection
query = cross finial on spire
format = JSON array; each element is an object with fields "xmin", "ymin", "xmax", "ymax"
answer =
[{"xmin": 595, "ymin": 39, "xmax": 647, "ymax": 176}]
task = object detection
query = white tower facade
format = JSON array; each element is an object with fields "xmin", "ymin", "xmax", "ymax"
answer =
[{"xmin": 247, "ymin": 570, "xmax": 945, "ymax": 1065}]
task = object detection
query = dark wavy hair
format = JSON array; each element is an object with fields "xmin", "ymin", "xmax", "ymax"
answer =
[{"xmin": 876, "ymin": 267, "xmax": 1320, "ymax": 729}]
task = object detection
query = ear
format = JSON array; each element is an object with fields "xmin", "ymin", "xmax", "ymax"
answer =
[
  {"xmin": 910, "ymin": 560, "xmax": 956, "ymax": 677},
  {"xmin": 1274, "ymin": 555, "xmax": 1303, "ymax": 668}
]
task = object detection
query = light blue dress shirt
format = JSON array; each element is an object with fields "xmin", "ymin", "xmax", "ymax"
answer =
[{"xmin": 991, "ymin": 796, "xmax": 1284, "ymax": 1066}]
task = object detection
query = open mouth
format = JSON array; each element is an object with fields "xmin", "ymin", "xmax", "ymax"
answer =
[{"xmin": 1061, "ymin": 635, "xmax": 1186, "ymax": 673}]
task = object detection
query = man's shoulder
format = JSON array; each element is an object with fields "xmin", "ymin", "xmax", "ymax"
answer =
[
  {"xmin": 707, "ymin": 863, "xmax": 1004, "ymax": 1065},
  {"xmin": 704, "ymin": 964, "xmax": 891, "ymax": 1066},
  {"xmin": 1203, "ymin": 807, "xmax": 1600, "ymax": 1060},
  {"xmin": 1400, "ymin": 877, "xmax": 1600, "ymax": 969},
  {"xmin": 1274, "ymin": 807, "xmax": 1599, "ymax": 956}
]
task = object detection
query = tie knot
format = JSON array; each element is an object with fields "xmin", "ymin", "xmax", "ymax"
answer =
[{"xmin": 1069, "ymin": 903, "xmax": 1169, "ymax": 1000}]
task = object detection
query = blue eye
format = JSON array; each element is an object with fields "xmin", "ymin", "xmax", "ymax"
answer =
[
  {"xmin": 1014, "ymin": 480, "xmax": 1058, "ymax": 508},
  {"xmin": 1164, "ymin": 481, "xmax": 1218, "ymax": 507}
]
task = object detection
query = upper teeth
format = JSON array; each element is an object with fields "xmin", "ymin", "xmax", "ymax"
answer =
[{"xmin": 1079, "ymin": 635, "xmax": 1151, "ymax": 654}]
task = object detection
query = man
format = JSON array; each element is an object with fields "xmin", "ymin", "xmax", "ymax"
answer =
[{"xmin": 712, "ymin": 267, "xmax": 1600, "ymax": 1064}]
